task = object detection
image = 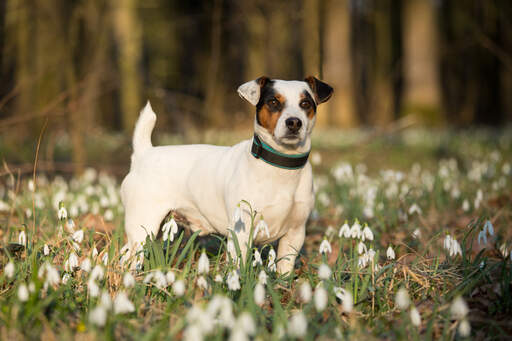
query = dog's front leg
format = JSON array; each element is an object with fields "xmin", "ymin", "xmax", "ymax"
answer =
[{"xmin": 276, "ymin": 224, "xmax": 306, "ymax": 276}]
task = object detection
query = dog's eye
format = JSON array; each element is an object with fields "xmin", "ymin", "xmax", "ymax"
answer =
[
  {"xmin": 268, "ymin": 98, "xmax": 279, "ymax": 107},
  {"xmin": 300, "ymin": 100, "xmax": 311, "ymax": 109}
]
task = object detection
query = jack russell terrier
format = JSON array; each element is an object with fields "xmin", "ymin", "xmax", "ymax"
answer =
[{"xmin": 121, "ymin": 76, "xmax": 333, "ymax": 274}]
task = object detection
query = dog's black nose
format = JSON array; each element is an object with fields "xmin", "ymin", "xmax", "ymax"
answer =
[{"xmin": 285, "ymin": 117, "xmax": 302, "ymax": 133}]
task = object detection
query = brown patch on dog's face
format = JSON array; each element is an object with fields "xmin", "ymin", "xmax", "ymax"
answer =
[
  {"xmin": 256, "ymin": 81, "xmax": 286, "ymax": 134},
  {"xmin": 299, "ymin": 91, "xmax": 317, "ymax": 120}
]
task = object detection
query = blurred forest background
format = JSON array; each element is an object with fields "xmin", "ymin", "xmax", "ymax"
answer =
[{"xmin": 0, "ymin": 0, "xmax": 511, "ymax": 174}]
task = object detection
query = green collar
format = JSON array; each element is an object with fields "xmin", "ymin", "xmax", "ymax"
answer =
[{"xmin": 251, "ymin": 134, "xmax": 310, "ymax": 170}]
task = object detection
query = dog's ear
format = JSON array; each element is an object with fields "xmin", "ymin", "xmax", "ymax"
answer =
[
  {"xmin": 237, "ymin": 76, "xmax": 270, "ymax": 106},
  {"xmin": 304, "ymin": 76, "xmax": 333, "ymax": 104}
]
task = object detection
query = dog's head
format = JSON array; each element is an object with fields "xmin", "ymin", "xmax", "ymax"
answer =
[{"xmin": 238, "ymin": 77, "xmax": 333, "ymax": 148}]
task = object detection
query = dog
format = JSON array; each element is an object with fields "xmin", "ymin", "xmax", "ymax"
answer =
[{"xmin": 121, "ymin": 76, "xmax": 333, "ymax": 274}]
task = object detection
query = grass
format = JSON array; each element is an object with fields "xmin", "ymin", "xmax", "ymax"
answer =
[{"xmin": 0, "ymin": 127, "xmax": 511, "ymax": 340}]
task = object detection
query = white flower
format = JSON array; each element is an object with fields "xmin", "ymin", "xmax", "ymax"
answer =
[
  {"xmin": 28, "ymin": 179, "xmax": 35, "ymax": 192},
  {"xmin": 362, "ymin": 225, "xmax": 374, "ymax": 241},
  {"xmin": 458, "ymin": 318, "xmax": 471, "ymax": 337},
  {"xmin": 100, "ymin": 290, "xmax": 112, "ymax": 309},
  {"xmin": 227, "ymin": 239, "xmax": 238, "ymax": 264},
  {"xmin": 258, "ymin": 270, "xmax": 267, "ymax": 285},
  {"xmin": 173, "ymin": 279, "xmax": 186, "ymax": 297},
  {"xmin": 89, "ymin": 306, "xmax": 107, "ymax": 326},
  {"xmin": 162, "ymin": 218, "xmax": 179, "ymax": 242},
  {"xmin": 62, "ymin": 273, "xmax": 71, "ymax": 284},
  {"xmin": 450, "ymin": 296, "xmax": 469, "ymax": 320},
  {"xmin": 408, "ymin": 203, "xmax": 422, "ymax": 215},
  {"xmin": 92, "ymin": 247, "xmax": 99, "ymax": 258},
  {"xmin": 28, "ymin": 282, "xmax": 35, "ymax": 293},
  {"xmin": 166, "ymin": 271, "xmax": 176, "ymax": 284},
  {"xmin": 253, "ymin": 220, "xmax": 270, "ymax": 240},
  {"xmin": 299, "ymin": 281, "xmax": 312, "ymax": 303},
  {"xmin": 395, "ymin": 287, "xmax": 410, "ymax": 310},
  {"xmin": 350, "ymin": 221, "xmax": 362, "ymax": 239},
  {"xmin": 484, "ymin": 220, "xmax": 494, "ymax": 236},
  {"xmin": 114, "ymin": 292, "xmax": 135, "ymax": 314},
  {"xmin": 314, "ymin": 285, "xmax": 328, "ymax": 312},
  {"xmin": 267, "ymin": 248, "xmax": 277, "ymax": 272},
  {"xmin": 18, "ymin": 231, "xmax": 26, "ymax": 245},
  {"xmin": 357, "ymin": 242, "xmax": 367, "ymax": 255},
  {"xmin": 449, "ymin": 239, "xmax": 462, "ymax": 257},
  {"xmin": 143, "ymin": 273, "xmax": 153, "ymax": 284},
  {"xmin": 227, "ymin": 270, "xmax": 241, "ymax": 291},
  {"xmin": 72, "ymin": 230, "xmax": 84, "ymax": 244},
  {"xmin": 499, "ymin": 244, "xmax": 509, "ymax": 258},
  {"xmin": 386, "ymin": 246, "xmax": 396, "ymax": 260},
  {"xmin": 254, "ymin": 283, "xmax": 265, "ymax": 305},
  {"xmin": 234, "ymin": 312, "xmax": 256, "ymax": 336},
  {"xmin": 287, "ymin": 311, "xmax": 307, "ymax": 338},
  {"xmin": 58, "ymin": 203, "xmax": 68, "ymax": 220},
  {"xmin": 410, "ymin": 306, "xmax": 421, "ymax": 326},
  {"xmin": 18, "ymin": 284, "xmax": 29, "ymax": 302},
  {"xmin": 462, "ymin": 199, "xmax": 470, "ymax": 212},
  {"xmin": 197, "ymin": 276, "xmax": 209, "ymax": 290},
  {"xmin": 318, "ymin": 263, "xmax": 331, "ymax": 280},
  {"xmin": 101, "ymin": 253, "xmax": 109, "ymax": 265},
  {"xmin": 197, "ymin": 251, "xmax": 210, "ymax": 275},
  {"xmin": 334, "ymin": 287, "xmax": 353, "ymax": 313},
  {"xmin": 90, "ymin": 265, "xmax": 104, "ymax": 281},
  {"xmin": 478, "ymin": 230, "xmax": 487, "ymax": 245},
  {"xmin": 252, "ymin": 249, "xmax": 263, "ymax": 267},
  {"xmin": 153, "ymin": 270, "xmax": 167, "ymax": 289},
  {"xmin": 338, "ymin": 222, "xmax": 351, "ymax": 238},
  {"xmin": 232, "ymin": 206, "xmax": 241, "ymax": 224},
  {"xmin": 43, "ymin": 244, "xmax": 50, "ymax": 256},
  {"xmin": 215, "ymin": 274, "xmax": 223, "ymax": 283},
  {"xmin": 104, "ymin": 209, "xmax": 114, "ymax": 221},
  {"xmin": 319, "ymin": 239, "xmax": 332, "ymax": 255},
  {"xmin": 123, "ymin": 272, "xmax": 135, "ymax": 288},
  {"xmin": 412, "ymin": 228, "xmax": 421, "ymax": 239},
  {"xmin": 44, "ymin": 263, "xmax": 60, "ymax": 286},
  {"xmin": 81, "ymin": 258, "xmax": 92, "ymax": 272},
  {"xmin": 5, "ymin": 261, "xmax": 15, "ymax": 279},
  {"xmin": 443, "ymin": 235, "xmax": 452, "ymax": 251},
  {"xmin": 65, "ymin": 252, "xmax": 79, "ymax": 272}
]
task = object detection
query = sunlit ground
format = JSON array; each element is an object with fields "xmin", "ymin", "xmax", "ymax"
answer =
[{"xmin": 1, "ymin": 127, "xmax": 511, "ymax": 339}]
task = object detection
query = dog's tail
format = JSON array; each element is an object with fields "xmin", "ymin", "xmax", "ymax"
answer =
[{"xmin": 132, "ymin": 101, "xmax": 156, "ymax": 158}]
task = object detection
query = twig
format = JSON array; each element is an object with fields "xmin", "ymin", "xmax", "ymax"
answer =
[{"xmin": 31, "ymin": 118, "xmax": 49, "ymax": 243}]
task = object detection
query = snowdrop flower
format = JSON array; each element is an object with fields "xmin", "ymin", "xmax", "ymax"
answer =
[
  {"xmin": 43, "ymin": 263, "xmax": 60, "ymax": 287},
  {"xmin": 362, "ymin": 225, "xmax": 374, "ymax": 241},
  {"xmin": 18, "ymin": 231, "xmax": 26, "ymax": 245},
  {"xmin": 232, "ymin": 205, "xmax": 241, "ymax": 224},
  {"xmin": 18, "ymin": 283, "xmax": 29, "ymax": 302},
  {"xmin": 254, "ymin": 283, "xmax": 265, "ymax": 305},
  {"xmin": 478, "ymin": 230, "xmax": 487, "ymax": 245},
  {"xmin": 350, "ymin": 220, "xmax": 362, "ymax": 239},
  {"xmin": 319, "ymin": 239, "xmax": 332, "ymax": 255},
  {"xmin": 299, "ymin": 281, "xmax": 312, "ymax": 303},
  {"xmin": 62, "ymin": 273, "xmax": 71, "ymax": 284},
  {"xmin": 253, "ymin": 220, "xmax": 270, "ymax": 239},
  {"xmin": 43, "ymin": 244, "xmax": 50, "ymax": 256},
  {"xmin": 197, "ymin": 276, "xmax": 209, "ymax": 290},
  {"xmin": 227, "ymin": 239, "xmax": 238, "ymax": 264},
  {"xmin": 173, "ymin": 279, "xmax": 186, "ymax": 297},
  {"xmin": 81, "ymin": 258, "xmax": 92, "ymax": 272},
  {"xmin": 58, "ymin": 202, "xmax": 67, "ymax": 220},
  {"xmin": 89, "ymin": 306, "xmax": 107, "ymax": 326},
  {"xmin": 258, "ymin": 270, "xmax": 267, "ymax": 285},
  {"xmin": 104, "ymin": 209, "xmax": 114, "ymax": 221},
  {"xmin": 5, "ymin": 261, "xmax": 15, "ymax": 279},
  {"xmin": 483, "ymin": 220, "xmax": 494, "ymax": 236},
  {"xmin": 314, "ymin": 285, "xmax": 328, "ymax": 312},
  {"xmin": 162, "ymin": 218, "xmax": 179, "ymax": 242},
  {"xmin": 444, "ymin": 234, "xmax": 452, "ymax": 251},
  {"xmin": 123, "ymin": 272, "xmax": 135, "ymax": 288},
  {"xmin": 90, "ymin": 265, "xmax": 104, "ymax": 281},
  {"xmin": 410, "ymin": 306, "xmax": 421, "ymax": 327},
  {"xmin": 357, "ymin": 241, "xmax": 367, "ymax": 255},
  {"xmin": 499, "ymin": 244, "xmax": 509, "ymax": 258},
  {"xmin": 28, "ymin": 282, "xmax": 35, "ymax": 293},
  {"xmin": 462, "ymin": 199, "xmax": 470, "ymax": 212},
  {"xmin": 28, "ymin": 179, "xmax": 35, "ymax": 192},
  {"xmin": 334, "ymin": 287, "xmax": 353, "ymax": 313},
  {"xmin": 197, "ymin": 250, "xmax": 210, "ymax": 275},
  {"xmin": 143, "ymin": 273, "xmax": 154, "ymax": 284},
  {"xmin": 166, "ymin": 271, "xmax": 176, "ymax": 284},
  {"xmin": 318, "ymin": 263, "xmax": 331, "ymax": 280},
  {"xmin": 72, "ymin": 230, "xmax": 84, "ymax": 244},
  {"xmin": 65, "ymin": 252, "xmax": 79, "ymax": 272},
  {"xmin": 412, "ymin": 228, "xmax": 421, "ymax": 239},
  {"xmin": 338, "ymin": 221, "xmax": 351, "ymax": 238},
  {"xmin": 92, "ymin": 247, "xmax": 99, "ymax": 258},
  {"xmin": 358, "ymin": 254, "xmax": 369, "ymax": 269},
  {"xmin": 386, "ymin": 246, "xmax": 396, "ymax": 260},
  {"xmin": 227, "ymin": 270, "xmax": 241, "ymax": 291},
  {"xmin": 267, "ymin": 248, "xmax": 277, "ymax": 272},
  {"xmin": 114, "ymin": 292, "xmax": 135, "ymax": 314},
  {"xmin": 101, "ymin": 253, "xmax": 109, "ymax": 265},
  {"xmin": 458, "ymin": 318, "xmax": 471, "ymax": 337},
  {"xmin": 214, "ymin": 274, "xmax": 223, "ymax": 283},
  {"xmin": 153, "ymin": 270, "xmax": 167, "ymax": 290},
  {"xmin": 100, "ymin": 290, "xmax": 112, "ymax": 309},
  {"xmin": 450, "ymin": 296, "xmax": 469, "ymax": 320},
  {"xmin": 287, "ymin": 311, "xmax": 308, "ymax": 338},
  {"xmin": 252, "ymin": 249, "xmax": 262, "ymax": 267},
  {"xmin": 448, "ymin": 238, "xmax": 462, "ymax": 257},
  {"xmin": 408, "ymin": 203, "xmax": 422, "ymax": 215},
  {"xmin": 395, "ymin": 287, "xmax": 410, "ymax": 310}
]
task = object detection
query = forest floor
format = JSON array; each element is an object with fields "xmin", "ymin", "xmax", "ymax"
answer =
[{"xmin": 0, "ymin": 127, "xmax": 511, "ymax": 340}]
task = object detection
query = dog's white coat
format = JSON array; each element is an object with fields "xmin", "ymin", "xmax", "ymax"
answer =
[{"xmin": 121, "ymin": 79, "xmax": 317, "ymax": 274}]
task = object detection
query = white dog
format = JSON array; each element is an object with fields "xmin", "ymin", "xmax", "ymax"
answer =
[{"xmin": 121, "ymin": 76, "xmax": 333, "ymax": 274}]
